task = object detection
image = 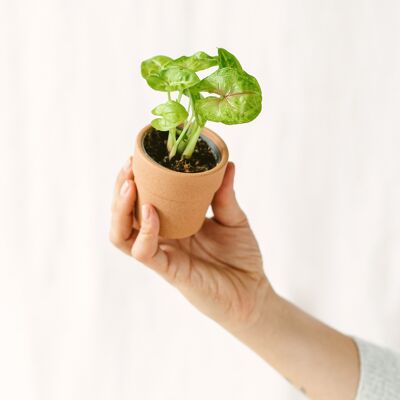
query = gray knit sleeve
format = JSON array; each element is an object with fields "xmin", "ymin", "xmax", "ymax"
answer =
[{"xmin": 354, "ymin": 338, "xmax": 400, "ymax": 400}]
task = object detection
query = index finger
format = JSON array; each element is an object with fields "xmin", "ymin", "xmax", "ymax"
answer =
[{"xmin": 112, "ymin": 157, "xmax": 134, "ymax": 208}]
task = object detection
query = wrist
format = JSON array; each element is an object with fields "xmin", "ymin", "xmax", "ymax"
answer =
[{"xmin": 227, "ymin": 279, "xmax": 283, "ymax": 339}]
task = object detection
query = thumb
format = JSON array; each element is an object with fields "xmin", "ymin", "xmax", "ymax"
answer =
[{"xmin": 211, "ymin": 162, "xmax": 247, "ymax": 227}]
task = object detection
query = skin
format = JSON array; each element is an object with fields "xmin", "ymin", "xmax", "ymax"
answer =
[{"xmin": 110, "ymin": 158, "xmax": 360, "ymax": 400}]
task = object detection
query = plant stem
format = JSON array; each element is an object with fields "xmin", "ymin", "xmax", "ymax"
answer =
[
  {"xmin": 181, "ymin": 124, "xmax": 202, "ymax": 159},
  {"xmin": 169, "ymin": 117, "xmax": 194, "ymax": 159},
  {"xmin": 167, "ymin": 91, "xmax": 171, "ymax": 101},
  {"xmin": 167, "ymin": 127, "xmax": 176, "ymax": 152},
  {"xmin": 178, "ymin": 120, "xmax": 196, "ymax": 154},
  {"xmin": 189, "ymin": 90, "xmax": 197, "ymax": 113},
  {"xmin": 177, "ymin": 90, "xmax": 183, "ymax": 103}
]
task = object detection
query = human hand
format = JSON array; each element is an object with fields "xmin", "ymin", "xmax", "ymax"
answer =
[
  {"xmin": 110, "ymin": 158, "xmax": 360, "ymax": 400},
  {"xmin": 110, "ymin": 158, "xmax": 272, "ymax": 332}
]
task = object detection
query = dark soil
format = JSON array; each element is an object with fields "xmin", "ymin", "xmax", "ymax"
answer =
[{"xmin": 143, "ymin": 128, "xmax": 218, "ymax": 173}]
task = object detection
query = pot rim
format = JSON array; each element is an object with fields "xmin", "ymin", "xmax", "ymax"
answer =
[{"xmin": 136, "ymin": 124, "xmax": 229, "ymax": 177}]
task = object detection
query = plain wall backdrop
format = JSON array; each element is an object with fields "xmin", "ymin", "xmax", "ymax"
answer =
[{"xmin": 1, "ymin": 0, "xmax": 400, "ymax": 399}]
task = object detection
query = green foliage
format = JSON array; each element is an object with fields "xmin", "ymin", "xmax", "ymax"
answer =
[
  {"xmin": 173, "ymin": 51, "xmax": 218, "ymax": 72},
  {"xmin": 146, "ymin": 66, "xmax": 200, "ymax": 92},
  {"xmin": 141, "ymin": 55, "xmax": 173, "ymax": 79},
  {"xmin": 141, "ymin": 48, "xmax": 262, "ymax": 160},
  {"xmin": 193, "ymin": 68, "xmax": 262, "ymax": 124},
  {"xmin": 151, "ymin": 100, "xmax": 188, "ymax": 131},
  {"xmin": 217, "ymin": 48, "xmax": 243, "ymax": 71}
]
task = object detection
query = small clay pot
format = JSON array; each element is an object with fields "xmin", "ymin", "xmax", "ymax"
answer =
[{"xmin": 132, "ymin": 124, "xmax": 229, "ymax": 239}]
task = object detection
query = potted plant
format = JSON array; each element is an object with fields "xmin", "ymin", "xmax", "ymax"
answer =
[{"xmin": 132, "ymin": 48, "xmax": 262, "ymax": 239}]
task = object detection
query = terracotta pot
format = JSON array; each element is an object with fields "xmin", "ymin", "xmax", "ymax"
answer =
[{"xmin": 132, "ymin": 124, "xmax": 229, "ymax": 239}]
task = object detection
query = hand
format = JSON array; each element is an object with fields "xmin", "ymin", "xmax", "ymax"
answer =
[
  {"xmin": 110, "ymin": 158, "xmax": 360, "ymax": 400},
  {"xmin": 110, "ymin": 158, "xmax": 272, "ymax": 331}
]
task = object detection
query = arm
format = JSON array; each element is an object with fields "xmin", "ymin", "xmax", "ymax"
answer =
[
  {"xmin": 110, "ymin": 158, "xmax": 359, "ymax": 399},
  {"xmin": 231, "ymin": 292, "xmax": 359, "ymax": 399}
]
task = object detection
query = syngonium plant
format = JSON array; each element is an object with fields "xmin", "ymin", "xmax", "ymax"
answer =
[{"xmin": 141, "ymin": 48, "xmax": 262, "ymax": 160}]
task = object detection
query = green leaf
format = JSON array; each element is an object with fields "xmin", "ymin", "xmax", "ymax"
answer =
[
  {"xmin": 141, "ymin": 55, "xmax": 173, "ymax": 79},
  {"xmin": 217, "ymin": 48, "xmax": 243, "ymax": 71},
  {"xmin": 193, "ymin": 67, "xmax": 262, "ymax": 124},
  {"xmin": 151, "ymin": 100, "xmax": 188, "ymax": 131},
  {"xmin": 146, "ymin": 66, "xmax": 200, "ymax": 92},
  {"xmin": 173, "ymin": 51, "xmax": 218, "ymax": 72}
]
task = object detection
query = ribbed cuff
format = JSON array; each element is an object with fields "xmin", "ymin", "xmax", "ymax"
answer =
[{"xmin": 354, "ymin": 337, "xmax": 400, "ymax": 400}]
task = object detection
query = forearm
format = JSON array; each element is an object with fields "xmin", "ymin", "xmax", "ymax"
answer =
[{"xmin": 230, "ymin": 290, "xmax": 360, "ymax": 399}]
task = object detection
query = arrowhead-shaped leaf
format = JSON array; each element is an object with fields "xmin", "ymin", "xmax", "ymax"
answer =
[
  {"xmin": 141, "ymin": 55, "xmax": 173, "ymax": 79},
  {"xmin": 151, "ymin": 100, "xmax": 188, "ymax": 131},
  {"xmin": 193, "ymin": 67, "xmax": 262, "ymax": 124},
  {"xmin": 173, "ymin": 51, "xmax": 218, "ymax": 72},
  {"xmin": 217, "ymin": 48, "xmax": 243, "ymax": 71},
  {"xmin": 146, "ymin": 66, "xmax": 200, "ymax": 92}
]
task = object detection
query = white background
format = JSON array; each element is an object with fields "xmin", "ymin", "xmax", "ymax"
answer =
[{"xmin": 1, "ymin": 1, "xmax": 400, "ymax": 399}]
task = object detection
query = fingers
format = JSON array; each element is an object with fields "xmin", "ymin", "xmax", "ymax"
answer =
[
  {"xmin": 110, "ymin": 159, "xmax": 169, "ymax": 277},
  {"xmin": 110, "ymin": 158, "xmax": 137, "ymax": 254},
  {"xmin": 112, "ymin": 157, "xmax": 134, "ymax": 208},
  {"xmin": 131, "ymin": 204, "xmax": 169, "ymax": 275},
  {"xmin": 211, "ymin": 162, "xmax": 248, "ymax": 227}
]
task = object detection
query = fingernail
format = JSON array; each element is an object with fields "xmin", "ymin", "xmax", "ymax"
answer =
[
  {"xmin": 120, "ymin": 180, "xmax": 130, "ymax": 196},
  {"xmin": 123, "ymin": 157, "xmax": 131, "ymax": 171},
  {"xmin": 142, "ymin": 204, "xmax": 150, "ymax": 220}
]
